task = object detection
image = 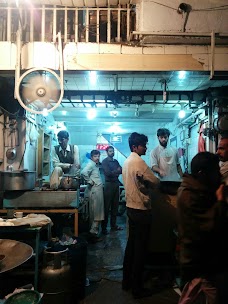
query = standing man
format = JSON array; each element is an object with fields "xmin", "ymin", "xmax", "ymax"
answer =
[
  {"xmin": 101, "ymin": 146, "xmax": 122, "ymax": 234},
  {"xmin": 216, "ymin": 136, "xmax": 228, "ymax": 185},
  {"xmin": 122, "ymin": 132, "xmax": 159, "ymax": 299},
  {"xmin": 150, "ymin": 128, "xmax": 183, "ymax": 181},
  {"xmin": 177, "ymin": 152, "xmax": 228, "ymax": 304},
  {"xmin": 81, "ymin": 150, "xmax": 104, "ymax": 238},
  {"xmin": 50, "ymin": 130, "xmax": 80, "ymax": 189}
]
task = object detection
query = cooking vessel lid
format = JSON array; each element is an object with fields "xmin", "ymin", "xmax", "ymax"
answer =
[{"xmin": 0, "ymin": 239, "xmax": 33, "ymax": 273}]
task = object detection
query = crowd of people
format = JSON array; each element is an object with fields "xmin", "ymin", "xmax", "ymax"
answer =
[{"xmin": 50, "ymin": 129, "xmax": 228, "ymax": 302}]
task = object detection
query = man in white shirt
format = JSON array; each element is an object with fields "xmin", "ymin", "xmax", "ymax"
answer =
[
  {"xmin": 216, "ymin": 136, "xmax": 228, "ymax": 185},
  {"xmin": 50, "ymin": 130, "xmax": 80, "ymax": 189},
  {"xmin": 122, "ymin": 132, "xmax": 159, "ymax": 299},
  {"xmin": 81, "ymin": 150, "xmax": 104, "ymax": 237},
  {"xmin": 150, "ymin": 128, "xmax": 183, "ymax": 181}
]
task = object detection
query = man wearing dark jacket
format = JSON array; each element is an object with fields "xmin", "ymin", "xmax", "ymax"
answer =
[
  {"xmin": 101, "ymin": 146, "xmax": 122, "ymax": 234},
  {"xmin": 177, "ymin": 152, "xmax": 228, "ymax": 304}
]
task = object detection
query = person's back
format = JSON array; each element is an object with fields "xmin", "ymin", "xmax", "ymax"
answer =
[
  {"xmin": 177, "ymin": 152, "xmax": 228, "ymax": 304},
  {"xmin": 177, "ymin": 173, "xmax": 219, "ymax": 279}
]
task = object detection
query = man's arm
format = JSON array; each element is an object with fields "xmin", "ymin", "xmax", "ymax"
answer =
[
  {"xmin": 152, "ymin": 165, "xmax": 166, "ymax": 177},
  {"xmin": 72, "ymin": 145, "xmax": 80, "ymax": 177},
  {"xmin": 150, "ymin": 148, "xmax": 166, "ymax": 177},
  {"xmin": 177, "ymin": 164, "xmax": 183, "ymax": 178},
  {"xmin": 143, "ymin": 167, "xmax": 160, "ymax": 186},
  {"xmin": 175, "ymin": 149, "xmax": 183, "ymax": 178},
  {"xmin": 115, "ymin": 160, "xmax": 122, "ymax": 175},
  {"xmin": 81, "ymin": 162, "xmax": 93, "ymax": 185},
  {"xmin": 102, "ymin": 159, "xmax": 121, "ymax": 177}
]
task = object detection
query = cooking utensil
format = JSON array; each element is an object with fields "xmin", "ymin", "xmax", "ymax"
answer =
[
  {"xmin": 0, "ymin": 239, "xmax": 33, "ymax": 273},
  {"xmin": 5, "ymin": 290, "xmax": 41, "ymax": 304},
  {"xmin": 6, "ymin": 148, "xmax": 17, "ymax": 160},
  {"xmin": 60, "ymin": 175, "xmax": 79, "ymax": 190},
  {"xmin": 0, "ymin": 170, "xmax": 36, "ymax": 191}
]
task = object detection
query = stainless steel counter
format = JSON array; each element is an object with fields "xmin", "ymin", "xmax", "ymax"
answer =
[{"xmin": 3, "ymin": 189, "xmax": 79, "ymax": 208}]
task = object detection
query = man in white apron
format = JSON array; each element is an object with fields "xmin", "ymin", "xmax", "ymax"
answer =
[{"xmin": 81, "ymin": 150, "xmax": 104, "ymax": 238}]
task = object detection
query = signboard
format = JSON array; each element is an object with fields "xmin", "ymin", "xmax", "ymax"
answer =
[
  {"xmin": 110, "ymin": 135, "xmax": 122, "ymax": 143},
  {"xmin": 96, "ymin": 144, "xmax": 109, "ymax": 150}
]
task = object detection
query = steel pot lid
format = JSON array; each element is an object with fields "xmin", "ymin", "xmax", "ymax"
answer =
[{"xmin": 0, "ymin": 239, "xmax": 33, "ymax": 273}]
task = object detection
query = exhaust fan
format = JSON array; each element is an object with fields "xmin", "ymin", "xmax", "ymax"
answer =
[
  {"xmin": 14, "ymin": 31, "xmax": 64, "ymax": 115},
  {"xmin": 15, "ymin": 68, "xmax": 63, "ymax": 115}
]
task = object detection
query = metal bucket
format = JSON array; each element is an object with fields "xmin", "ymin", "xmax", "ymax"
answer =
[{"xmin": 0, "ymin": 170, "xmax": 36, "ymax": 191}]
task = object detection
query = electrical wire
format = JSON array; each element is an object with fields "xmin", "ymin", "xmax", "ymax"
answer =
[
  {"xmin": 0, "ymin": 105, "xmax": 20, "ymax": 117},
  {"xmin": 192, "ymin": 5, "xmax": 228, "ymax": 12},
  {"xmin": 150, "ymin": 1, "xmax": 176, "ymax": 11},
  {"xmin": 150, "ymin": 1, "xmax": 228, "ymax": 12}
]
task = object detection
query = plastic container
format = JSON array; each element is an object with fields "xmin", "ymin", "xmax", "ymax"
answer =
[{"xmin": 5, "ymin": 290, "xmax": 41, "ymax": 304}]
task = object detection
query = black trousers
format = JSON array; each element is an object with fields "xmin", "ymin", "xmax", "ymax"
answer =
[
  {"xmin": 102, "ymin": 181, "xmax": 119, "ymax": 229},
  {"xmin": 123, "ymin": 207, "xmax": 152, "ymax": 293}
]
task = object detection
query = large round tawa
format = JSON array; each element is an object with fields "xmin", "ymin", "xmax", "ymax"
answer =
[{"xmin": 0, "ymin": 239, "xmax": 33, "ymax": 273}]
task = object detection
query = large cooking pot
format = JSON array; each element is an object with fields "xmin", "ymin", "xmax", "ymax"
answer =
[
  {"xmin": 60, "ymin": 175, "xmax": 79, "ymax": 190},
  {"xmin": 0, "ymin": 170, "xmax": 36, "ymax": 191}
]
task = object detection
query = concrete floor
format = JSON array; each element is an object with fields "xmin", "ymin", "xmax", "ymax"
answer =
[{"xmin": 80, "ymin": 213, "xmax": 181, "ymax": 304}]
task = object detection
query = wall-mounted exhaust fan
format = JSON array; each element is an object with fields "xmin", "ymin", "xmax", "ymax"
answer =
[
  {"xmin": 14, "ymin": 31, "xmax": 64, "ymax": 115},
  {"xmin": 15, "ymin": 68, "xmax": 63, "ymax": 115}
]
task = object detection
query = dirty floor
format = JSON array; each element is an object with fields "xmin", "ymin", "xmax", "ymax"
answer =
[{"xmin": 80, "ymin": 213, "xmax": 181, "ymax": 304}]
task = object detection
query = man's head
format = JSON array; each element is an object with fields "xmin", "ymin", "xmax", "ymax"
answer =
[
  {"xmin": 191, "ymin": 152, "xmax": 221, "ymax": 190},
  {"xmin": 57, "ymin": 130, "xmax": 69, "ymax": 150},
  {"xmin": 216, "ymin": 137, "xmax": 228, "ymax": 162},
  {"xmin": 106, "ymin": 146, "xmax": 115, "ymax": 158},
  {"xmin": 128, "ymin": 132, "xmax": 148, "ymax": 156},
  {"xmin": 91, "ymin": 150, "xmax": 100, "ymax": 164},
  {"xmin": 157, "ymin": 128, "xmax": 170, "ymax": 148}
]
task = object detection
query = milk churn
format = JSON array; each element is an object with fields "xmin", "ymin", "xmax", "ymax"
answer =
[{"xmin": 39, "ymin": 247, "xmax": 72, "ymax": 304}]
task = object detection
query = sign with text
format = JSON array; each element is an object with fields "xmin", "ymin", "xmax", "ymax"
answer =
[
  {"xmin": 110, "ymin": 135, "xmax": 122, "ymax": 143},
  {"xmin": 96, "ymin": 144, "xmax": 109, "ymax": 150}
]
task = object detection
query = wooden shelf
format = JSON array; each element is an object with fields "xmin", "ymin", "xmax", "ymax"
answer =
[{"xmin": 38, "ymin": 131, "xmax": 51, "ymax": 179}]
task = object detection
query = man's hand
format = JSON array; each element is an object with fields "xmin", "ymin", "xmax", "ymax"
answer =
[
  {"xmin": 216, "ymin": 184, "xmax": 224, "ymax": 201},
  {"xmin": 117, "ymin": 167, "xmax": 122, "ymax": 173},
  {"xmin": 159, "ymin": 169, "xmax": 166, "ymax": 177},
  {"xmin": 71, "ymin": 164, "xmax": 81, "ymax": 169}
]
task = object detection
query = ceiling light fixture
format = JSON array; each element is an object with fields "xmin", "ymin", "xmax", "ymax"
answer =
[
  {"xmin": 178, "ymin": 105, "xmax": 186, "ymax": 119},
  {"xmin": 178, "ymin": 71, "xmax": 186, "ymax": 80},
  {"xmin": 87, "ymin": 108, "xmax": 97, "ymax": 120},
  {"xmin": 42, "ymin": 108, "xmax": 48, "ymax": 116},
  {"xmin": 110, "ymin": 110, "xmax": 118, "ymax": 118},
  {"xmin": 109, "ymin": 124, "xmax": 122, "ymax": 134},
  {"xmin": 89, "ymin": 71, "xmax": 97, "ymax": 85}
]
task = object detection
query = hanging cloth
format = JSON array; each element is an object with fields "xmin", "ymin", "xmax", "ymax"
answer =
[{"xmin": 198, "ymin": 122, "xmax": 206, "ymax": 153}]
